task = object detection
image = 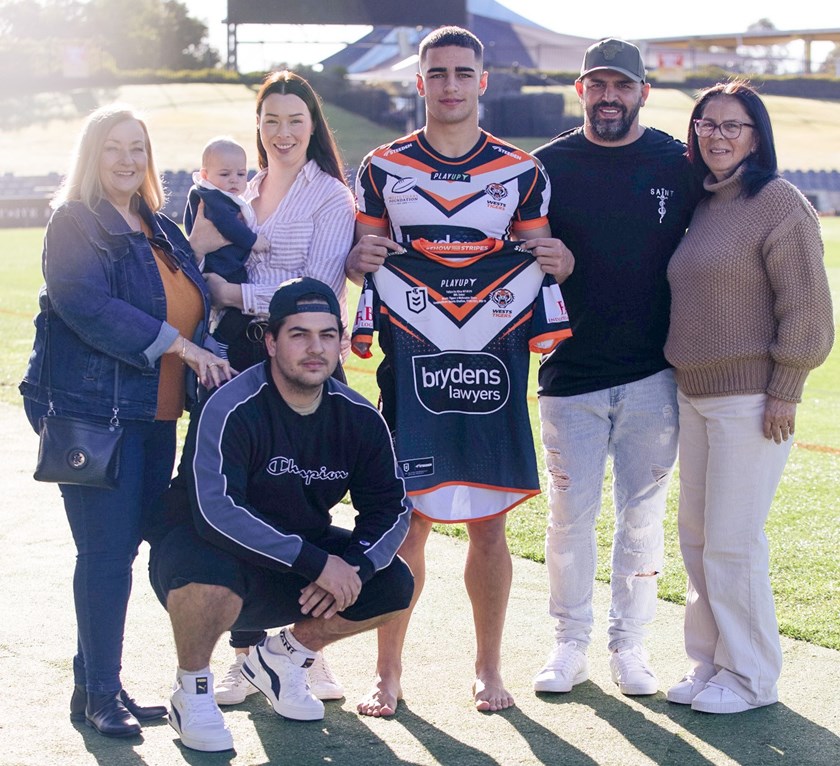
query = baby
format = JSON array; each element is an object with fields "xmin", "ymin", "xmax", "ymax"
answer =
[{"xmin": 184, "ymin": 137, "xmax": 269, "ymax": 355}]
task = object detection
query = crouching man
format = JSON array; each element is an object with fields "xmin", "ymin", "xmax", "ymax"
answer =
[{"xmin": 148, "ymin": 277, "xmax": 414, "ymax": 752}]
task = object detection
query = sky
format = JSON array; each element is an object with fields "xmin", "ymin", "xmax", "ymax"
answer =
[{"xmin": 185, "ymin": 0, "xmax": 838, "ymax": 73}]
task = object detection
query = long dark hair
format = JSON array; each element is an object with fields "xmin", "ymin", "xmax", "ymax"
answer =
[
  {"xmin": 687, "ymin": 80, "xmax": 778, "ymax": 198},
  {"xmin": 254, "ymin": 70, "xmax": 346, "ymax": 185}
]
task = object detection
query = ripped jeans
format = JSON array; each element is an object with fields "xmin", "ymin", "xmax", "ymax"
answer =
[{"xmin": 538, "ymin": 369, "xmax": 678, "ymax": 651}]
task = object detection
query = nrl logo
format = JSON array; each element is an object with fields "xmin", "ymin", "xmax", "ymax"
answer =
[{"xmin": 406, "ymin": 286, "xmax": 427, "ymax": 313}]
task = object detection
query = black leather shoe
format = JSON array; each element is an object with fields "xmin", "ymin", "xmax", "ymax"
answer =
[
  {"xmin": 71, "ymin": 686, "xmax": 166, "ymax": 724},
  {"xmin": 119, "ymin": 689, "xmax": 167, "ymax": 721},
  {"xmin": 70, "ymin": 684, "xmax": 86, "ymax": 722},
  {"xmin": 85, "ymin": 692, "xmax": 142, "ymax": 738}
]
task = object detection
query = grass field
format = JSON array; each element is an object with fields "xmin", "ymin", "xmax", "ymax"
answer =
[
  {"xmin": 1, "ymin": 83, "xmax": 839, "ymax": 175},
  {"xmin": 521, "ymin": 84, "xmax": 840, "ymax": 170},
  {"xmin": 0, "ymin": 84, "xmax": 401, "ymax": 176},
  {"xmin": 1, "ymin": 220, "xmax": 838, "ymax": 650}
]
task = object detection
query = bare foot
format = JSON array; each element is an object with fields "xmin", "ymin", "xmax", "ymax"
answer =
[
  {"xmin": 473, "ymin": 674, "xmax": 515, "ymax": 712},
  {"xmin": 357, "ymin": 675, "xmax": 403, "ymax": 717}
]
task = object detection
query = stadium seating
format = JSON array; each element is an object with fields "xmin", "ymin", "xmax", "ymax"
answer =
[{"xmin": 2, "ymin": 169, "xmax": 839, "ymax": 228}]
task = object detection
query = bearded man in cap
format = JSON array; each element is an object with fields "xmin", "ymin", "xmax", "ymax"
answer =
[
  {"xmin": 531, "ymin": 39, "xmax": 701, "ymax": 697},
  {"xmin": 147, "ymin": 277, "xmax": 413, "ymax": 753}
]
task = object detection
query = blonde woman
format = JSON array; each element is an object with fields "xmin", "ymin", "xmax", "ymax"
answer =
[{"xmin": 20, "ymin": 105, "xmax": 231, "ymax": 737}]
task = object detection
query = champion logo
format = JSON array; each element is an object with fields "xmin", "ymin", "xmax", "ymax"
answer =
[{"xmin": 266, "ymin": 456, "xmax": 349, "ymax": 484}]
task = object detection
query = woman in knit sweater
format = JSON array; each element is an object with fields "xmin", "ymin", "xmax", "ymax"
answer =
[{"xmin": 664, "ymin": 81, "xmax": 834, "ymax": 714}]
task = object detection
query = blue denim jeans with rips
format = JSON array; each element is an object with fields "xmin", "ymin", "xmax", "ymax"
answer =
[{"xmin": 538, "ymin": 369, "xmax": 678, "ymax": 652}]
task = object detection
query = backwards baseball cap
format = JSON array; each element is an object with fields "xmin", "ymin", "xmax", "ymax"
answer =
[
  {"xmin": 579, "ymin": 38, "xmax": 646, "ymax": 83},
  {"xmin": 267, "ymin": 277, "xmax": 341, "ymax": 326}
]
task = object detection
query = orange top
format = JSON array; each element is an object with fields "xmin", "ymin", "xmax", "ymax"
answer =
[{"xmin": 142, "ymin": 224, "xmax": 204, "ymax": 420}]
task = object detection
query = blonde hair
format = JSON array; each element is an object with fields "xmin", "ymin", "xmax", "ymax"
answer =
[{"xmin": 52, "ymin": 104, "xmax": 165, "ymax": 211}]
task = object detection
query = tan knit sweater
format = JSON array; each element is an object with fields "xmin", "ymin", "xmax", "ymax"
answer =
[{"xmin": 665, "ymin": 171, "xmax": 834, "ymax": 402}]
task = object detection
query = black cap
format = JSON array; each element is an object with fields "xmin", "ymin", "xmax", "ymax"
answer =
[
  {"xmin": 579, "ymin": 38, "xmax": 646, "ymax": 83},
  {"xmin": 267, "ymin": 277, "xmax": 341, "ymax": 326}
]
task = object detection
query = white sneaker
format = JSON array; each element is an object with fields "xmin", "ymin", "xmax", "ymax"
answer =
[
  {"xmin": 666, "ymin": 675, "xmax": 708, "ymax": 705},
  {"xmin": 169, "ymin": 674, "xmax": 233, "ymax": 753},
  {"xmin": 691, "ymin": 682, "xmax": 763, "ymax": 714},
  {"xmin": 533, "ymin": 641, "xmax": 589, "ymax": 693},
  {"xmin": 214, "ymin": 652, "xmax": 260, "ymax": 706},
  {"xmin": 242, "ymin": 641, "xmax": 325, "ymax": 721},
  {"xmin": 609, "ymin": 645, "xmax": 659, "ymax": 696},
  {"xmin": 307, "ymin": 652, "xmax": 344, "ymax": 700}
]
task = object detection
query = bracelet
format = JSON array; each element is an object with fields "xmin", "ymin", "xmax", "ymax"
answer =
[{"xmin": 180, "ymin": 337, "xmax": 187, "ymax": 362}]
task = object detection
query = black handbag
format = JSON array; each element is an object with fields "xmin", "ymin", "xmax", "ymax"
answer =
[
  {"xmin": 34, "ymin": 412, "xmax": 123, "ymax": 488},
  {"xmin": 33, "ymin": 302, "xmax": 124, "ymax": 489}
]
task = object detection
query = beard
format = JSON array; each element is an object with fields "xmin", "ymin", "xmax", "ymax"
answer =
[{"xmin": 587, "ymin": 97, "xmax": 643, "ymax": 142}]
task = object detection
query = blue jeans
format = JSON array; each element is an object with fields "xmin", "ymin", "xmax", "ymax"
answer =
[
  {"xmin": 25, "ymin": 399, "xmax": 176, "ymax": 693},
  {"xmin": 538, "ymin": 369, "xmax": 678, "ymax": 651}
]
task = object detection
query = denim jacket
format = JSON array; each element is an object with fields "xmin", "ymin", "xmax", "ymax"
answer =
[{"xmin": 19, "ymin": 196, "xmax": 212, "ymax": 420}]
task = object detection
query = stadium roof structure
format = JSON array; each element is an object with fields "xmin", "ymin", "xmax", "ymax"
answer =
[
  {"xmin": 319, "ymin": 0, "xmax": 595, "ymax": 82},
  {"xmin": 641, "ymin": 27, "xmax": 840, "ymax": 74},
  {"xmin": 318, "ymin": 1, "xmax": 840, "ymax": 81}
]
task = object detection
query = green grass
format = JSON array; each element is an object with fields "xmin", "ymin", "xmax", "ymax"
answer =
[
  {"xmin": 0, "ymin": 83, "xmax": 407, "ymax": 176},
  {"xmin": 0, "ymin": 229, "xmax": 45, "ymax": 405},
  {"xmin": 518, "ymin": 85, "xmax": 840, "ymax": 171},
  {"xmin": 2, "ymin": 83, "xmax": 840, "ymax": 175},
  {"xmin": 3, "ymin": 220, "xmax": 838, "ymax": 650}
]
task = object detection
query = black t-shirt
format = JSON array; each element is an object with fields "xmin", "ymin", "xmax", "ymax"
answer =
[{"xmin": 534, "ymin": 127, "xmax": 702, "ymax": 396}]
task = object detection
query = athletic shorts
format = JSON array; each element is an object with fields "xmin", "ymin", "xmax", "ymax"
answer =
[{"xmin": 149, "ymin": 523, "xmax": 413, "ymax": 628}]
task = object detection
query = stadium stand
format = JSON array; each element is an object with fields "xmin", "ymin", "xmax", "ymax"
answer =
[{"xmin": 2, "ymin": 169, "xmax": 839, "ymax": 228}]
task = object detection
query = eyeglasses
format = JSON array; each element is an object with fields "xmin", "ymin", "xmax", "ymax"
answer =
[{"xmin": 693, "ymin": 119, "xmax": 755, "ymax": 139}]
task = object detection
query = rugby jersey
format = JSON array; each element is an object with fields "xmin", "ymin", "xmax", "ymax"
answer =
[
  {"xmin": 352, "ymin": 239, "xmax": 572, "ymax": 522},
  {"xmin": 355, "ymin": 129, "xmax": 549, "ymax": 243}
]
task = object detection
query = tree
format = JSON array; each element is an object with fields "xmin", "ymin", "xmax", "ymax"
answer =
[
  {"xmin": 741, "ymin": 18, "xmax": 791, "ymax": 75},
  {"xmin": 0, "ymin": 0, "xmax": 220, "ymax": 73},
  {"xmin": 819, "ymin": 45, "xmax": 840, "ymax": 76},
  {"xmin": 158, "ymin": 1, "xmax": 219, "ymax": 69},
  {"xmin": 85, "ymin": 0, "xmax": 219, "ymax": 70}
]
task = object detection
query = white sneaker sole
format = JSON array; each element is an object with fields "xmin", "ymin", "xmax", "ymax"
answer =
[
  {"xmin": 214, "ymin": 683, "xmax": 260, "ymax": 706},
  {"xmin": 242, "ymin": 647, "xmax": 325, "ymax": 721},
  {"xmin": 533, "ymin": 667, "xmax": 589, "ymax": 693},
  {"xmin": 612, "ymin": 677, "xmax": 659, "ymax": 696},
  {"xmin": 691, "ymin": 695, "xmax": 761, "ymax": 714},
  {"xmin": 309, "ymin": 682, "xmax": 345, "ymax": 701},
  {"xmin": 666, "ymin": 681, "xmax": 707, "ymax": 705},
  {"xmin": 168, "ymin": 710, "xmax": 234, "ymax": 752}
]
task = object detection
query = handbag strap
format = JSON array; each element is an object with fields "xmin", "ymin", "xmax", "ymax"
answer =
[{"xmin": 43, "ymin": 296, "xmax": 121, "ymax": 427}]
